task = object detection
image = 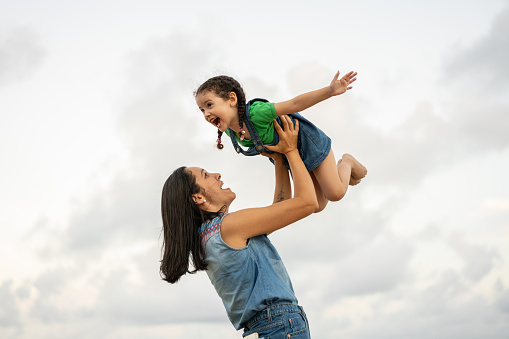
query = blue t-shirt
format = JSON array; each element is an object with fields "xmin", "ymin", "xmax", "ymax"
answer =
[{"xmin": 199, "ymin": 214, "xmax": 298, "ymax": 330}]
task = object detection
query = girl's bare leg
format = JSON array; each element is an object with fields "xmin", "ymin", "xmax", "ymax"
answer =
[
  {"xmin": 312, "ymin": 151, "xmax": 367, "ymax": 202},
  {"xmin": 310, "ymin": 172, "xmax": 328, "ymax": 213},
  {"xmin": 312, "ymin": 150, "xmax": 349, "ymax": 201}
]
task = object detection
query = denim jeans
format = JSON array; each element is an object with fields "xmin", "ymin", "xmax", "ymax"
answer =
[{"xmin": 242, "ymin": 304, "xmax": 311, "ymax": 339}]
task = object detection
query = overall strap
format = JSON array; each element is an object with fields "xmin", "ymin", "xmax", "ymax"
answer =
[{"xmin": 228, "ymin": 98, "xmax": 269, "ymax": 156}]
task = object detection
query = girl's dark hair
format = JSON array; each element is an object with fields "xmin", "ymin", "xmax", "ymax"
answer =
[
  {"xmin": 194, "ymin": 76, "xmax": 247, "ymax": 150},
  {"xmin": 160, "ymin": 166, "xmax": 221, "ymax": 284}
]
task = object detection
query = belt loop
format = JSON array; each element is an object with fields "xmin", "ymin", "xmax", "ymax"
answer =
[{"xmin": 267, "ymin": 306, "xmax": 272, "ymax": 322}]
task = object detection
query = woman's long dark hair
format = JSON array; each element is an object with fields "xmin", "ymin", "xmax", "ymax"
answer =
[
  {"xmin": 194, "ymin": 75, "xmax": 247, "ymax": 150},
  {"xmin": 160, "ymin": 167, "xmax": 219, "ymax": 284}
]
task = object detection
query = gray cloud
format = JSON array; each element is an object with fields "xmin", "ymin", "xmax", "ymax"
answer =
[
  {"xmin": 448, "ymin": 233, "xmax": 499, "ymax": 282},
  {"xmin": 93, "ymin": 247, "xmax": 227, "ymax": 326},
  {"xmin": 414, "ymin": 270, "xmax": 466, "ymax": 317},
  {"xmin": 30, "ymin": 297, "xmax": 70, "ymax": 324},
  {"xmin": 446, "ymin": 3, "xmax": 509, "ymax": 91},
  {"xmin": 440, "ymin": 3, "xmax": 509, "ymax": 152},
  {"xmin": 0, "ymin": 28, "xmax": 46, "ymax": 87},
  {"xmin": 29, "ymin": 266, "xmax": 81, "ymax": 324},
  {"xmin": 25, "ymin": 245, "xmax": 229, "ymax": 332},
  {"xmin": 14, "ymin": 285, "xmax": 30, "ymax": 301},
  {"xmin": 33, "ymin": 267, "xmax": 71, "ymax": 296},
  {"xmin": 327, "ymin": 235, "xmax": 413, "ymax": 297},
  {"xmin": 449, "ymin": 100, "xmax": 509, "ymax": 152},
  {"xmin": 0, "ymin": 281, "xmax": 22, "ymax": 328},
  {"xmin": 496, "ymin": 280, "xmax": 509, "ymax": 313},
  {"xmin": 310, "ymin": 270, "xmax": 509, "ymax": 339}
]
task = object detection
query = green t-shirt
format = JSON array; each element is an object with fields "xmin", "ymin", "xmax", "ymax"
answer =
[{"xmin": 226, "ymin": 101, "xmax": 278, "ymax": 147}]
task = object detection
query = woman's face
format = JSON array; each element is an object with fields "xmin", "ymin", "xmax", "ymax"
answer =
[{"xmin": 187, "ymin": 167, "xmax": 236, "ymax": 211}]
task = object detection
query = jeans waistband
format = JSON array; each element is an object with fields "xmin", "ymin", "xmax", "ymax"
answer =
[{"xmin": 243, "ymin": 304, "xmax": 303, "ymax": 331}]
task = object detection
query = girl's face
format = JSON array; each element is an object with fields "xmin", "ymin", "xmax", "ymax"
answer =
[
  {"xmin": 187, "ymin": 167, "xmax": 236, "ymax": 212},
  {"xmin": 195, "ymin": 90, "xmax": 238, "ymax": 132}
]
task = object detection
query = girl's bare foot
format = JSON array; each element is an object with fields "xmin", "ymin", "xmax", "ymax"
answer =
[
  {"xmin": 350, "ymin": 177, "xmax": 362, "ymax": 186},
  {"xmin": 337, "ymin": 157, "xmax": 366, "ymax": 185},
  {"xmin": 342, "ymin": 154, "xmax": 367, "ymax": 184}
]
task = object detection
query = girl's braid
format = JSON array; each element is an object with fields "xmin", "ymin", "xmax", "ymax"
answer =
[
  {"xmin": 195, "ymin": 76, "xmax": 247, "ymax": 150},
  {"xmin": 216, "ymin": 129, "xmax": 224, "ymax": 150}
]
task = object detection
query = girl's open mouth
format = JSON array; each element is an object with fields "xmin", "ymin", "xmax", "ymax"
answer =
[{"xmin": 212, "ymin": 117, "xmax": 221, "ymax": 129}]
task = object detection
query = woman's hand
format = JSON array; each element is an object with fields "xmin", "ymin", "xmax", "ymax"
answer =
[{"xmin": 264, "ymin": 115, "xmax": 299, "ymax": 155}]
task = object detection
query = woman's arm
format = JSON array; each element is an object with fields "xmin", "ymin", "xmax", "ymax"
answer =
[
  {"xmin": 263, "ymin": 152, "xmax": 292, "ymax": 237},
  {"xmin": 261, "ymin": 152, "xmax": 292, "ymax": 204},
  {"xmin": 273, "ymin": 71, "xmax": 357, "ymax": 116},
  {"xmin": 272, "ymin": 154, "xmax": 291, "ymax": 204},
  {"xmin": 221, "ymin": 116, "xmax": 318, "ymax": 248}
]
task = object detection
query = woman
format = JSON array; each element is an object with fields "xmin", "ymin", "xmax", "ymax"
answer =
[{"xmin": 161, "ymin": 116, "xmax": 341, "ymax": 338}]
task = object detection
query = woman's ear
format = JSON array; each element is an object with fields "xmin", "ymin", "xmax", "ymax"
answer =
[
  {"xmin": 192, "ymin": 193, "xmax": 206, "ymax": 205},
  {"xmin": 229, "ymin": 92, "xmax": 238, "ymax": 106}
]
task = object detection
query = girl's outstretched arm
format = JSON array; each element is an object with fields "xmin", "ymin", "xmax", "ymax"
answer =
[{"xmin": 274, "ymin": 71, "xmax": 357, "ymax": 116}]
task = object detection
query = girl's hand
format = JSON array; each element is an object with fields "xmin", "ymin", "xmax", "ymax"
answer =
[
  {"xmin": 329, "ymin": 70, "xmax": 357, "ymax": 96},
  {"xmin": 264, "ymin": 116, "xmax": 299, "ymax": 155}
]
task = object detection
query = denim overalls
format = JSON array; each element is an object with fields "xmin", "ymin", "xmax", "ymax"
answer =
[
  {"xmin": 227, "ymin": 98, "xmax": 278, "ymax": 156},
  {"xmin": 228, "ymin": 98, "xmax": 331, "ymax": 172}
]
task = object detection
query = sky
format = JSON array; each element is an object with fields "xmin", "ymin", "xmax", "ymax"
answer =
[{"xmin": 1, "ymin": 0, "xmax": 508, "ymax": 338}]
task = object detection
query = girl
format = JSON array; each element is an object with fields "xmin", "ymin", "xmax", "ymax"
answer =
[
  {"xmin": 195, "ymin": 71, "xmax": 367, "ymax": 212},
  {"xmin": 161, "ymin": 117, "xmax": 324, "ymax": 338}
]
